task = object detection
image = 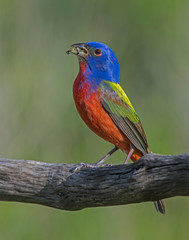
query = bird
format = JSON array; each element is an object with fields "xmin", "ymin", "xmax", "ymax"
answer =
[{"xmin": 66, "ymin": 41, "xmax": 165, "ymax": 214}]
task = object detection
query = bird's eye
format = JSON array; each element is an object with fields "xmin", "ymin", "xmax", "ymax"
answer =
[{"xmin": 94, "ymin": 49, "xmax": 102, "ymax": 56}]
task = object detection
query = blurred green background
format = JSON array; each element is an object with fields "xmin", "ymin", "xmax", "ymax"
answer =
[{"xmin": 0, "ymin": 0, "xmax": 189, "ymax": 239}]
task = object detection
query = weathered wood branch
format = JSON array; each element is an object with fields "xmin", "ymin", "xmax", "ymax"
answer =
[{"xmin": 0, "ymin": 153, "xmax": 189, "ymax": 210}]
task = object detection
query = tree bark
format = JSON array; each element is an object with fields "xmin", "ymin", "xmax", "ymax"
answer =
[{"xmin": 0, "ymin": 153, "xmax": 188, "ymax": 210}]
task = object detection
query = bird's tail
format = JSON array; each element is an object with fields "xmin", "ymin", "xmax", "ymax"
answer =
[{"xmin": 154, "ymin": 200, "xmax": 165, "ymax": 214}]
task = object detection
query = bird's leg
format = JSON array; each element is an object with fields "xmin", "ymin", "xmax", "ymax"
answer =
[
  {"xmin": 95, "ymin": 146, "xmax": 119, "ymax": 165},
  {"xmin": 124, "ymin": 145, "xmax": 135, "ymax": 164}
]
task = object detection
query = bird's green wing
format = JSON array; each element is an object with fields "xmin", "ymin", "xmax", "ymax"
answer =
[{"xmin": 100, "ymin": 80, "xmax": 148, "ymax": 154}]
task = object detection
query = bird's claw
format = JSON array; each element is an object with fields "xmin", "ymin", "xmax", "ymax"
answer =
[
  {"xmin": 95, "ymin": 162, "xmax": 114, "ymax": 167},
  {"xmin": 71, "ymin": 162, "xmax": 94, "ymax": 173}
]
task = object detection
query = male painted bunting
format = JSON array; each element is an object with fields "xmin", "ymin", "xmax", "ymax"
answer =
[{"xmin": 67, "ymin": 42, "xmax": 165, "ymax": 214}]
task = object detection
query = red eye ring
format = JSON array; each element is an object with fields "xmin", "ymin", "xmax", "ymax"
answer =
[{"xmin": 94, "ymin": 48, "xmax": 102, "ymax": 56}]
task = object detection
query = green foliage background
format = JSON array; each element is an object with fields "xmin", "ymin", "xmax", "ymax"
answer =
[{"xmin": 0, "ymin": 0, "xmax": 189, "ymax": 239}]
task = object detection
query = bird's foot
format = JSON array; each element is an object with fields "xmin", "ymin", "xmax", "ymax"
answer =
[
  {"xmin": 95, "ymin": 163, "xmax": 114, "ymax": 167},
  {"xmin": 71, "ymin": 162, "xmax": 94, "ymax": 173}
]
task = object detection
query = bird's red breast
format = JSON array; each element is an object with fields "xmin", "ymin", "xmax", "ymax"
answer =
[{"xmin": 73, "ymin": 62, "xmax": 143, "ymax": 161}]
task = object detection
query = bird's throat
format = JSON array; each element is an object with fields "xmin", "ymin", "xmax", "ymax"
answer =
[{"xmin": 79, "ymin": 60, "xmax": 87, "ymax": 73}]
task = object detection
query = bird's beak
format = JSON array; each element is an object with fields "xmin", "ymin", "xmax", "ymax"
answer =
[{"xmin": 66, "ymin": 43, "xmax": 88, "ymax": 59}]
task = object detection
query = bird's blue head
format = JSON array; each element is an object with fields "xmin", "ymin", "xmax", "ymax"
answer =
[{"xmin": 67, "ymin": 42, "xmax": 120, "ymax": 84}]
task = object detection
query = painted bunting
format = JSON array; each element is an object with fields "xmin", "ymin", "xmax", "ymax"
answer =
[{"xmin": 67, "ymin": 42, "xmax": 165, "ymax": 214}]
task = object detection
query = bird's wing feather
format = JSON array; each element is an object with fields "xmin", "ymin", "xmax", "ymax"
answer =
[{"xmin": 100, "ymin": 80, "xmax": 148, "ymax": 154}]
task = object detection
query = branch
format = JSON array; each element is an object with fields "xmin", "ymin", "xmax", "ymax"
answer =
[{"xmin": 0, "ymin": 153, "xmax": 189, "ymax": 210}]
